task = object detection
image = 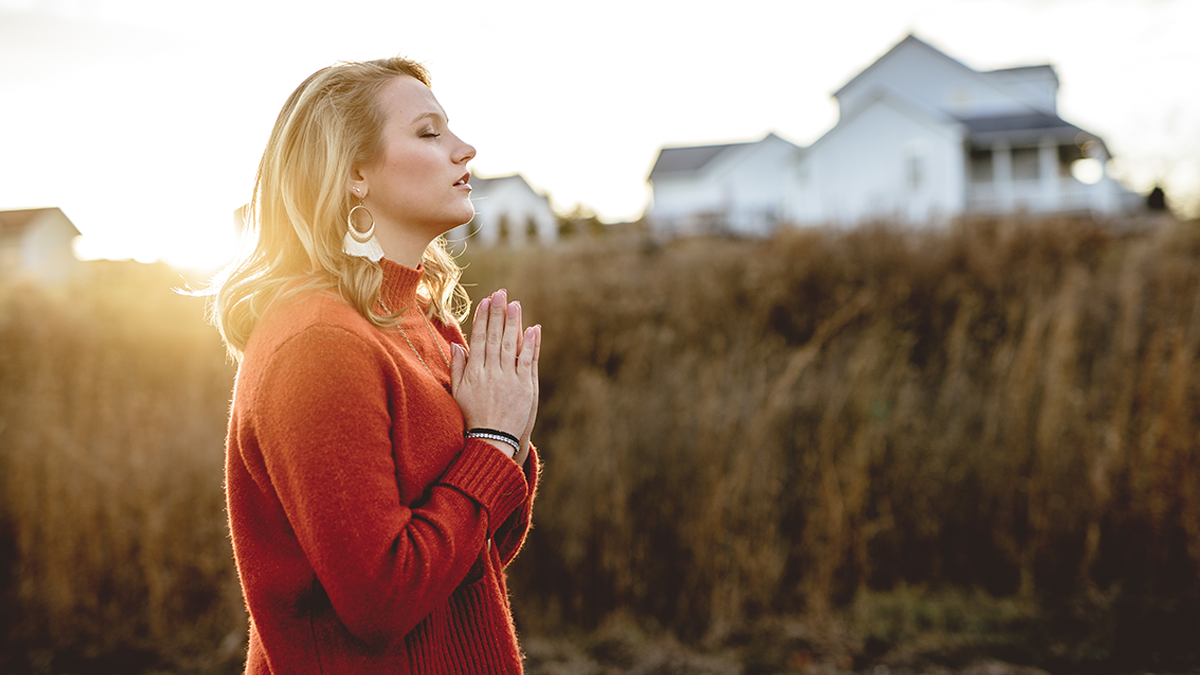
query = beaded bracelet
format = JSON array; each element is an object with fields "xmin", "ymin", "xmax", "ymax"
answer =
[{"xmin": 464, "ymin": 428, "xmax": 520, "ymax": 455}]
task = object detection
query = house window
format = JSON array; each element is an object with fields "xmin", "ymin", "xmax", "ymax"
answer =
[
  {"xmin": 969, "ymin": 148, "xmax": 993, "ymax": 183},
  {"xmin": 498, "ymin": 215, "xmax": 510, "ymax": 244},
  {"xmin": 1011, "ymin": 147, "xmax": 1040, "ymax": 181},
  {"xmin": 906, "ymin": 151, "xmax": 925, "ymax": 191},
  {"xmin": 1058, "ymin": 143, "xmax": 1083, "ymax": 177}
]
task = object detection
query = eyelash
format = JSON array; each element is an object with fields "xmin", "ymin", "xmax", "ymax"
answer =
[{"xmin": 421, "ymin": 131, "xmax": 442, "ymax": 139}]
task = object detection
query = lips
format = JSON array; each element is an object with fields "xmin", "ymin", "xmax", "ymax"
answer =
[{"xmin": 454, "ymin": 172, "xmax": 471, "ymax": 189}]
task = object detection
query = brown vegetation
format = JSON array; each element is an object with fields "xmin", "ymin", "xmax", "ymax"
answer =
[
  {"xmin": 1, "ymin": 216, "xmax": 1198, "ymax": 673},
  {"xmin": 469, "ymin": 215, "xmax": 1200, "ymax": 672},
  {"xmin": 0, "ymin": 263, "xmax": 242, "ymax": 673}
]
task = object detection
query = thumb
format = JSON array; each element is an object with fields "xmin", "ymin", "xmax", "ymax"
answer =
[{"xmin": 450, "ymin": 342, "xmax": 465, "ymax": 395}]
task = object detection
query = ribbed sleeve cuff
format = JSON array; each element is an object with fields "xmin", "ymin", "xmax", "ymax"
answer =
[
  {"xmin": 513, "ymin": 444, "xmax": 538, "ymax": 526},
  {"xmin": 439, "ymin": 439, "xmax": 528, "ymax": 533}
]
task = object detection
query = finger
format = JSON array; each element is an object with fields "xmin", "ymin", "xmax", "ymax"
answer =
[
  {"xmin": 517, "ymin": 325, "xmax": 535, "ymax": 375},
  {"xmin": 502, "ymin": 300, "xmax": 522, "ymax": 367},
  {"xmin": 485, "ymin": 289, "xmax": 506, "ymax": 366},
  {"xmin": 449, "ymin": 342, "xmax": 465, "ymax": 395},
  {"xmin": 521, "ymin": 326, "xmax": 541, "ymax": 452},
  {"xmin": 529, "ymin": 326, "xmax": 541, "ymax": 410},
  {"xmin": 469, "ymin": 296, "xmax": 491, "ymax": 367},
  {"xmin": 530, "ymin": 328, "xmax": 541, "ymax": 415},
  {"xmin": 533, "ymin": 324, "xmax": 542, "ymax": 365},
  {"xmin": 532, "ymin": 325, "xmax": 541, "ymax": 401}
]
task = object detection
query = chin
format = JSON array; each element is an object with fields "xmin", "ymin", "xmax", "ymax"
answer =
[
  {"xmin": 451, "ymin": 208, "xmax": 476, "ymax": 229},
  {"xmin": 431, "ymin": 215, "xmax": 474, "ymax": 238}
]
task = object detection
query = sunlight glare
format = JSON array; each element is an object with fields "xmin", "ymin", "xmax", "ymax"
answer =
[{"xmin": 1070, "ymin": 158, "xmax": 1103, "ymax": 185}]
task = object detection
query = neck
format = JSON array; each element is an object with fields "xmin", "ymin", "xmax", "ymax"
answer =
[{"xmin": 374, "ymin": 225, "xmax": 434, "ymax": 269}]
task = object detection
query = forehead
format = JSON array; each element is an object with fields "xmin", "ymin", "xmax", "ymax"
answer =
[{"xmin": 376, "ymin": 75, "xmax": 445, "ymax": 125}]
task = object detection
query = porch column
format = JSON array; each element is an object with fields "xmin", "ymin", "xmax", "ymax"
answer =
[
  {"xmin": 537, "ymin": 212, "xmax": 559, "ymax": 245},
  {"xmin": 475, "ymin": 211, "xmax": 499, "ymax": 246},
  {"xmin": 510, "ymin": 213, "xmax": 528, "ymax": 248},
  {"xmin": 1096, "ymin": 152, "xmax": 1115, "ymax": 214},
  {"xmin": 1039, "ymin": 137, "xmax": 1059, "ymax": 211},
  {"xmin": 992, "ymin": 141, "xmax": 1013, "ymax": 211}
]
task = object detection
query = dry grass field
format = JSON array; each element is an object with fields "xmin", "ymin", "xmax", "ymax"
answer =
[{"xmin": 1, "ymin": 215, "xmax": 1197, "ymax": 674}]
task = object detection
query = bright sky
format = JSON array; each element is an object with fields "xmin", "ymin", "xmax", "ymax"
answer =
[{"xmin": 1, "ymin": 0, "xmax": 1197, "ymax": 269}]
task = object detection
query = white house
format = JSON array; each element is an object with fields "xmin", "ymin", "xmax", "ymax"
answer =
[
  {"xmin": 448, "ymin": 174, "xmax": 558, "ymax": 249},
  {"xmin": 647, "ymin": 133, "xmax": 805, "ymax": 237},
  {"xmin": 647, "ymin": 34, "xmax": 1140, "ymax": 235},
  {"xmin": 0, "ymin": 207, "xmax": 81, "ymax": 282}
]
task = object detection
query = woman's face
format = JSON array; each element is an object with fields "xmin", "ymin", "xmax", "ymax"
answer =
[{"xmin": 354, "ymin": 75, "xmax": 476, "ymax": 242}]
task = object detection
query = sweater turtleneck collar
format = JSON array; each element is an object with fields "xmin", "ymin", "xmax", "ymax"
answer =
[{"xmin": 378, "ymin": 257, "xmax": 424, "ymax": 314}]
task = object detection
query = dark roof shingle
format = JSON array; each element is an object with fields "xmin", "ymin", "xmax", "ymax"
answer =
[{"xmin": 648, "ymin": 142, "xmax": 748, "ymax": 179}]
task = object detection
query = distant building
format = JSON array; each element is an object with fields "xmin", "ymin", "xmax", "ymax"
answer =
[
  {"xmin": 647, "ymin": 133, "xmax": 805, "ymax": 237},
  {"xmin": 0, "ymin": 207, "xmax": 81, "ymax": 282},
  {"xmin": 647, "ymin": 34, "xmax": 1141, "ymax": 236},
  {"xmin": 449, "ymin": 174, "xmax": 558, "ymax": 249}
]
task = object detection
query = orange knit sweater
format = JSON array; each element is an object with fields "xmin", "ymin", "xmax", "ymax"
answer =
[{"xmin": 225, "ymin": 259, "xmax": 537, "ymax": 674}]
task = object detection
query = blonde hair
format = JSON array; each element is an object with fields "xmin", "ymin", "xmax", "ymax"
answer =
[{"xmin": 206, "ymin": 57, "xmax": 470, "ymax": 361}]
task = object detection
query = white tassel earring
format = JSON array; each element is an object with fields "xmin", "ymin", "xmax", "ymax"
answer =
[{"xmin": 343, "ymin": 197, "xmax": 385, "ymax": 262}]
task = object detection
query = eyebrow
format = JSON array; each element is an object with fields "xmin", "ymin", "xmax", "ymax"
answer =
[{"xmin": 410, "ymin": 111, "xmax": 448, "ymax": 125}]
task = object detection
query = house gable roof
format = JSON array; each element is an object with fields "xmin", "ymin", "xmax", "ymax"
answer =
[
  {"xmin": 985, "ymin": 64, "xmax": 1059, "ymax": 87},
  {"xmin": 0, "ymin": 207, "xmax": 80, "ymax": 238},
  {"xmin": 835, "ymin": 34, "xmax": 1059, "ymax": 117},
  {"xmin": 469, "ymin": 174, "xmax": 518, "ymax": 190},
  {"xmin": 806, "ymin": 87, "xmax": 963, "ymax": 153},
  {"xmin": 647, "ymin": 141, "xmax": 755, "ymax": 180},
  {"xmin": 648, "ymin": 134, "xmax": 802, "ymax": 181},
  {"xmin": 470, "ymin": 173, "xmax": 545, "ymax": 197},
  {"xmin": 833, "ymin": 34, "xmax": 979, "ymax": 100},
  {"xmin": 810, "ymin": 87, "xmax": 1109, "ymax": 156},
  {"xmin": 960, "ymin": 111, "xmax": 1077, "ymax": 136},
  {"xmin": 959, "ymin": 111, "xmax": 1108, "ymax": 154}
]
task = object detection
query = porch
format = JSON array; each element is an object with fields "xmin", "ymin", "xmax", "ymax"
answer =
[{"xmin": 963, "ymin": 138, "xmax": 1119, "ymax": 214}]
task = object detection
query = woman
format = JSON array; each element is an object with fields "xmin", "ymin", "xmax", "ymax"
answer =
[{"xmin": 208, "ymin": 57, "xmax": 540, "ymax": 673}]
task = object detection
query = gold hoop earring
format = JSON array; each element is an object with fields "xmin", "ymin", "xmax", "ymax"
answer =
[
  {"xmin": 346, "ymin": 204, "xmax": 374, "ymax": 242},
  {"xmin": 342, "ymin": 201, "xmax": 385, "ymax": 261}
]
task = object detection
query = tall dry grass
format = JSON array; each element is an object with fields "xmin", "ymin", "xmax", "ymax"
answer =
[
  {"xmin": 465, "ymin": 216, "xmax": 1200, "ymax": 667},
  {"xmin": 0, "ymin": 216, "xmax": 1197, "ymax": 672},
  {"xmin": 0, "ymin": 262, "xmax": 242, "ymax": 673}
]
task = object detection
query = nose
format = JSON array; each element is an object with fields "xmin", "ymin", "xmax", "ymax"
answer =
[{"xmin": 454, "ymin": 136, "xmax": 476, "ymax": 164}]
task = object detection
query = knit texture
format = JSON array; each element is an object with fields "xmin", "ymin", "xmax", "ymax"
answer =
[{"xmin": 226, "ymin": 259, "xmax": 538, "ymax": 674}]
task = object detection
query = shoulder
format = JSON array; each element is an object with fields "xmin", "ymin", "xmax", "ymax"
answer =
[
  {"xmin": 239, "ymin": 290, "xmax": 391, "ymax": 386},
  {"xmin": 255, "ymin": 288, "xmax": 376, "ymax": 346}
]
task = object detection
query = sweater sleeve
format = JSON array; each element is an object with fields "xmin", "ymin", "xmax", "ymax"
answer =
[
  {"xmin": 247, "ymin": 325, "xmax": 528, "ymax": 648},
  {"xmin": 492, "ymin": 445, "xmax": 539, "ymax": 566}
]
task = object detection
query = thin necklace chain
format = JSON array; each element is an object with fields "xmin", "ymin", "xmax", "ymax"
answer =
[{"xmin": 382, "ymin": 297, "xmax": 450, "ymax": 384}]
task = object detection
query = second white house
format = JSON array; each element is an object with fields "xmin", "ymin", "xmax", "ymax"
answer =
[{"xmin": 647, "ymin": 34, "xmax": 1141, "ymax": 237}]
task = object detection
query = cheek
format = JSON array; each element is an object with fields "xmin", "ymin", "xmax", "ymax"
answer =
[{"xmin": 386, "ymin": 150, "xmax": 438, "ymax": 187}]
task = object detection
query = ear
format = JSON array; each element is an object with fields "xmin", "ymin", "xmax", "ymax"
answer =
[{"xmin": 348, "ymin": 165, "xmax": 369, "ymax": 201}]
